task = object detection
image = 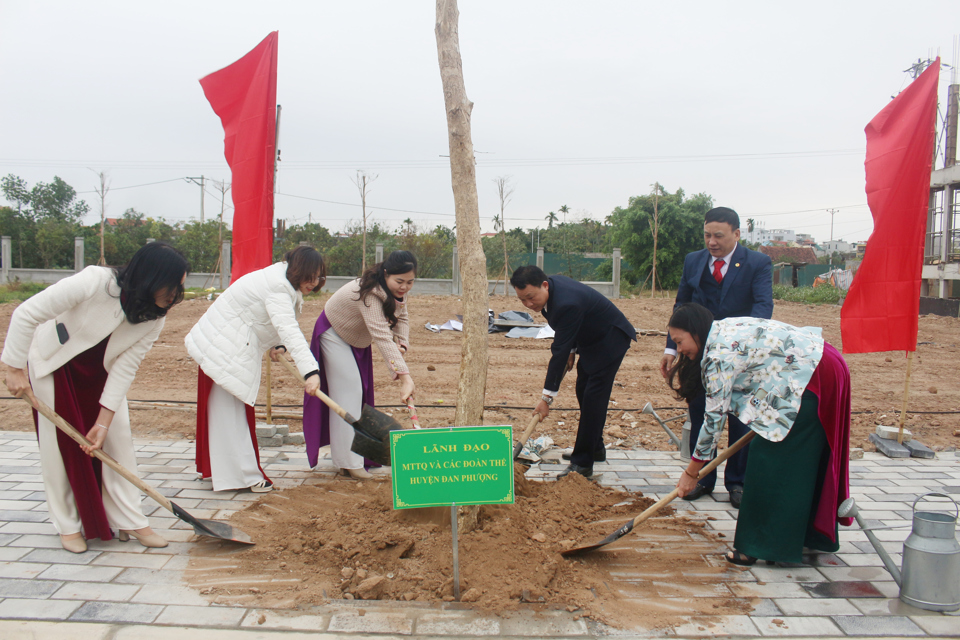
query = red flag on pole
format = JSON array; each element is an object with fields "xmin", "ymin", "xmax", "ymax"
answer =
[
  {"xmin": 840, "ymin": 59, "xmax": 940, "ymax": 354},
  {"xmin": 200, "ymin": 32, "xmax": 278, "ymax": 282}
]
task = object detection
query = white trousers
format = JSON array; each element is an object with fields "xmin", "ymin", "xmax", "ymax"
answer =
[
  {"xmin": 207, "ymin": 382, "xmax": 265, "ymax": 491},
  {"xmin": 320, "ymin": 328, "xmax": 365, "ymax": 470},
  {"xmin": 31, "ymin": 367, "xmax": 148, "ymax": 536}
]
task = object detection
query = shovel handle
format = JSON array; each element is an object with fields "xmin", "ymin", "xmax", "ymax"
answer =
[
  {"xmin": 405, "ymin": 398, "xmax": 421, "ymax": 429},
  {"xmin": 629, "ymin": 430, "xmax": 756, "ymax": 529},
  {"xmin": 21, "ymin": 390, "xmax": 175, "ymax": 514},
  {"xmin": 277, "ymin": 356, "xmax": 359, "ymax": 425},
  {"xmin": 513, "ymin": 412, "xmax": 542, "ymax": 459}
]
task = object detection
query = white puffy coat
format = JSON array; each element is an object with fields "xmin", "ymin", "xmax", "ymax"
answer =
[{"xmin": 185, "ymin": 261, "xmax": 318, "ymax": 405}]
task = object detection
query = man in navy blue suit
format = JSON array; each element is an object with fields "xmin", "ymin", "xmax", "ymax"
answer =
[
  {"xmin": 660, "ymin": 207, "xmax": 773, "ymax": 507},
  {"xmin": 512, "ymin": 265, "xmax": 637, "ymax": 479}
]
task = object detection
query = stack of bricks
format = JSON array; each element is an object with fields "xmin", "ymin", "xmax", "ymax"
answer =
[{"xmin": 255, "ymin": 422, "xmax": 305, "ymax": 447}]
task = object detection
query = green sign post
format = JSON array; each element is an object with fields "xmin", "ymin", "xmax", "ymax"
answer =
[{"xmin": 390, "ymin": 425, "xmax": 514, "ymax": 509}]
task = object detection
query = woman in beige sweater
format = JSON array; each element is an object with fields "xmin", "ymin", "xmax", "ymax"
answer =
[{"xmin": 303, "ymin": 251, "xmax": 417, "ymax": 478}]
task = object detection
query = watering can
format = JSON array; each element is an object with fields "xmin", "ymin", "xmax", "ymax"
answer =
[
  {"xmin": 640, "ymin": 403, "xmax": 691, "ymax": 460},
  {"xmin": 840, "ymin": 493, "xmax": 960, "ymax": 612}
]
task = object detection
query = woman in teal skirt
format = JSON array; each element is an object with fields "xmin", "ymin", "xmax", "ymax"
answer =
[{"xmin": 668, "ymin": 303, "xmax": 853, "ymax": 565}]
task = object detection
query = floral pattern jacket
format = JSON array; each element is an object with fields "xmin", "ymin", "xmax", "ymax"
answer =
[{"xmin": 694, "ymin": 317, "xmax": 825, "ymax": 461}]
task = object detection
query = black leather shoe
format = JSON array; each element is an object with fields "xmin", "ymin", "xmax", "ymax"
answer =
[
  {"xmin": 557, "ymin": 463, "xmax": 593, "ymax": 479},
  {"xmin": 681, "ymin": 484, "xmax": 713, "ymax": 501},
  {"xmin": 729, "ymin": 486, "xmax": 743, "ymax": 509},
  {"xmin": 561, "ymin": 450, "xmax": 607, "ymax": 462}
]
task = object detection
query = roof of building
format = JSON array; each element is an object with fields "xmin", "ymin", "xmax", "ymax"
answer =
[{"xmin": 758, "ymin": 246, "xmax": 818, "ymax": 264}]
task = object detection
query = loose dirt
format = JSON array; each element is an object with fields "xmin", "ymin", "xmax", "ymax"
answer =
[
  {"xmin": 1, "ymin": 292, "xmax": 958, "ymax": 452},
  {"xmin": 186, "ymin": 469, "xmax": 750, "ymax": 630}
]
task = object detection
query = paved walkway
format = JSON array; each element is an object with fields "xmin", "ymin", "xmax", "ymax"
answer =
[{"xmin": 0, "ymin": 429, "xmax": 957, "ymax": 639}]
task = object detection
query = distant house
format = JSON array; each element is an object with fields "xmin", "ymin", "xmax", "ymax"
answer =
[
  {"xmin": 759, "ymin": 246, "xmax": 818, "ymax": 264},
  {"xmin": 480, "ymin": 232, "xmax": 499, "ymax": 238}
]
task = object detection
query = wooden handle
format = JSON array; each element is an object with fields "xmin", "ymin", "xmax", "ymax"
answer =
[
  {"xmin": 630, "ymin": 430, "xmax": 756, "ymax": 528},
  {"xmin": 22, "ymin": 390, "xmax": 175, "ymax": 513},
  {"xmin": 519, "ymin": 412, "xmax": 541, "ymax": 444},
  {"xmin": 276, "ymin": 356, "xmax": 354, "ymax": 424}
]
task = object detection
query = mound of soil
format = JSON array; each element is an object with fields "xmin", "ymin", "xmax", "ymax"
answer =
[{"xmin": 188, "ymin": 469, "xmax": 752, "ymax": 629}]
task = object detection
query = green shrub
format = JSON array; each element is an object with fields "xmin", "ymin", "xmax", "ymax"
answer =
[
  {"xmin": 0, "ymin": 281, "xmax": 48, "ymax": 304},
  {"xmin": 772, "ymin": 284, "xmax": 843, "ymax": 305}
]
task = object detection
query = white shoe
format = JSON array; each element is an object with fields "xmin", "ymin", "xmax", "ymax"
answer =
[{"xmin": 250, "ymin": 479, "xmax": 274, "ymax": 493}]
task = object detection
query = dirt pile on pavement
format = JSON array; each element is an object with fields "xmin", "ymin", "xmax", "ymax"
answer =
[{"xmin": 188, "ymin": 471, "xmax": 752, "ymax": 629}]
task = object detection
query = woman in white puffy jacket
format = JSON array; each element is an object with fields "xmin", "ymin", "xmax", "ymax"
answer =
[
  {"xmin": 185, "ymin": 246, "xmax": 324, "ymax": 492},
  {"xmin": 2, "ymin": 242, "xmax": 189, "ymax": 553}
]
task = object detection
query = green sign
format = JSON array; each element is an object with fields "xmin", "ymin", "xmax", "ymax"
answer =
[{"xmin": 390, "ymin": 426, "xmax": 515, "ymax": 509}]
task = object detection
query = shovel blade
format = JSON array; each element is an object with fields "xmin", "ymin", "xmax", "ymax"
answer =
[
  {"xmin": 561, "ymin": 519, "xmax": 635, "ymax": 557},
  {"xmin": 350, "ymin": 425, "xmax": 393, "ymax": 466},
  {"xmin": 171, "ymin": 503, "xmax": 254, "ymax": 545},
  {"xmin": 356, "ymin": 404, "xmax": 404, "ymax": 442}
]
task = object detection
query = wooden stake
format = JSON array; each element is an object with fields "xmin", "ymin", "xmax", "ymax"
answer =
[{"xmin": 897, "ymin": 350, "xmax": 914, "ymax": 444}]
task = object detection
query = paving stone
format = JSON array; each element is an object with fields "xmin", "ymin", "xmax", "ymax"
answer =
[
  {"xmin": 415, "ymin": 613, "xmax": 501, "ymax": 635},
  {"xmin": 869, "ymin": 434, "xmax": 912, "ymax": 458},
  {"xmin": 817, "ymin": 566, "xmax": 897, "ymax": 583},
  {"xmin": 802, "ymin": 580, "xmax": 886, "ymax": 599},
  {"xmin": 91, "ymin": 552, "xmax": 172, "ymax": 569},
  {"xmin": 132, "ymin": 584, "xmax": 210, "ymax": 606},
  {"xmin": 670, "ymin": 615, "xmax": 760, "ymax": 636},
  {"xmin": 7, "ymin": 533, "xmax": 62, "ymax": 548},
  {"xmin": 729, "ymin": 582, "xmax": 812, "ymax": 598},
  {"xmin": 0, "ymin": 576, "xmax": 63, "ymax": 597},
  {"xmin": 0, "ymin": 521, "xmax": 59, "ymax": 535},
  {"xmin": 113, "ymin": 567, "xmax": 186, "ymax": 585},
  {"xmin": 328, "ymin": 610, "xmax": 413, "ymax": 635},
  {"xmin": 238, "ymin": 609, "xmax": 329, "ymax": 631},
  {"xmin": 750, "ymin": 566, "xmax": 825, "ymax": 583},
  {"xmin": 70, "ymin": 601, "xmax": 164, "ymax": 624},
  {"xmin": 0, "ymin": 560, "xmax": 49, "ymax": 578},
  {"xmin": 0, "ymin": 546, "xmax": 30, "ymax": 561},
  {"xmin": 38, "ymin": 563, "xmax": 123, "ymax": 582},
  {"xmin": 849, "ymin": 596, "xmax": 947, "ymax": 616},
  {"xmin": 0, "ymin": 509, "xmax": 49, "ymax": 522},
  {"xmin": 155, "ymin": 604, "xmax": 247, "ymax": 626},
  {"xmin": 772, "ymin": 597, "xmax": 860, "ymax": 615},
  {"xmin": 910, "ymin": 614, "xmax": 960, "ymax": 634},
  {"xmin": 831, "ymin": 614, "xmax": 925, "ymax": 636},
  {"xmin": 0, "ymin": 597, "xmax": 83, "ymax": 620},
  {"xmin": 52, "ymin": 581, "xmax": 141, "ymax": 602}
]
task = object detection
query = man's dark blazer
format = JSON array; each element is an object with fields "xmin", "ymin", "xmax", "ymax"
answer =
[
  {"xmin": 666, "ymin": 243, "xmax": 773, "ymax": 350},
  {"xmin": 541, "ymin": 275, "xmax": 636, "ymax": 392}
]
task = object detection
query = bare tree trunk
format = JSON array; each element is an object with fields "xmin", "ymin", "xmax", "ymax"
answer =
[
  {"xmin": 353, "ymin": 171, "xmax": 378, "ymax": 274},
  {"xmin": 649, "ymin": 183, "xmax": 660, "ymax": 298},
  {"xmin": 94, "ymin": 171, "xmax": 110, "ymax": 266},
  {"xmin": 436, "ymin": 0, "xmax": 487, "ymax": 430}
]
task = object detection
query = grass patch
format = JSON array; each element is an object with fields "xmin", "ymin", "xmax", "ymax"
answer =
[
  {"xmin": 773, "ymin": 284, "xmax": 843, "ymax": 305},
  {"xmin": 0, "ymin": 281, "xmax": 49, "ymax": 304}
]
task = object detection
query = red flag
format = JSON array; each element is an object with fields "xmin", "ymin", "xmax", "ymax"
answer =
[
  {"xmin": 841, "ymin": 59, "xmax": 940, "ymax": 354},
  {"xmin": 200, "ymin": 32, "xmax": 278, "ymax": 281}
]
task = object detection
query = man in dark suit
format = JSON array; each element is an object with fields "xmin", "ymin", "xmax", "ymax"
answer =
[
  {"xmin": 660, "ymin": 207, "xmax": 773, "ymax": 507},
  {"xmin": 511, "ymin": 265, "xmax": 637, "ymax": 478}
]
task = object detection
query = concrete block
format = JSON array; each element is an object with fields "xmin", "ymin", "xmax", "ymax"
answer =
[
  {"xmin": 273, "ymin": 425, "xmax": 289, "ymax": 436},
  {"xmin": 849, "ymin": 447, "xmax": 864, "ymax": 460},
  {"xmin": 0, "ymin": 597, "xmax": 82, "ymax": 620},
  {"xmin": 282, "ymin": 433, "xmax": 305, "ymax": 445},
  {"xmin": 831, "ymin": 614, "xmax": 924, "ymax": 636},
  {"xmin": 255, "ymin": 425, "xmax": 276, "ymax": 438},
  {"xmin": 876, "ymin": 425, "xmax": 912, "ymax": 441},
  {"xmin": 904, "ymin": 440, "xmax": 935, "ymax": 459},
  {"xmin": 258, "ymin": 435, "xmax": 283, "ymax": 447},
  {"xmin": 328, "ymin": 611, "xmax": 413, "ymax": 635},
  {"xmin": 869, "ymin": 433, "xmax": 910, "ymax": 458},
  {"xmin": 70, "ymin": 601, "xmax": 163, "ymax": 624}
]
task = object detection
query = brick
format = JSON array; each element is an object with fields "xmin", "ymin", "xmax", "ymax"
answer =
[
  {"xmin": 52, "ymin": 581, "xmax": 140, "ymax": 602},
  {"xmin": 132, "ymin": 584, "xmax": 210, "ymax": 606},
  {"xmin": 0, "ymin": 576, "xmax": 63, "ymax": 597},
  {"xmin": 869, "ymin": 434, "xmax": 910, "ymax": 458},
  {"xmin": 415, "ymin": 613, "xmax": 501, "ymax": 635},
  {"xmin": 752, "ymin": 616, "xmax": 842, "ymax": 636},
  {"xmin": 831, "ymin": 614, "xmax": 924, "ymax": 636},
  {"xmin": 0, "ymin": 597, "xmax": 82, "ymax": 620},
  {"xmin": 876, "ymin": 425, "xmax": 912, "ymax": 441},
  {"xmin": 155, "ymin": 605, "xmax": 247, "ymax": 627},
  {"xmin": 773, "ymin": 597, "xmax": 860, "ymax": 615},
  {"xmin": 91, "ymin": 552, "xmax": 172, "ymax": 569},
  {"xmin": 70, "ymin": 601, "xmax": 163, "ymax": 624},
  {"xmin": 239, "ymin": 609, "xmax": 329, "ymax": 631},
  {"xmin": 904, "ymin": 440, "xmax": 935, "ymax": 459},
  {"xmin": 0, "ymin": 560, "xmax": 49, "ymax": 578},
  {"xmin": 21, "ymin": 548, "xmax": 101, "ymax": 565},
  {"xmin": 282, "ymin": 433, "xmax": 305, "ymax": 445},
  {"xmin": 850, "ymin": 447, "xmax": 864, "ymax": 459},
  {"xmin": 255, "ymin": 425, "xmax": 276, "ymax": 438},
  {"xmin": 258, "ymin": 435, "xmax": 283, "ymax": 447},
  {"xmin": 328, "ymin": 611, "xmax": 413, "ymax": 635}
]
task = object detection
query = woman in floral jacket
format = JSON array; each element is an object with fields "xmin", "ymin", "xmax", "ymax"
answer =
[{"xmin": 668, "ymin": 303, "xmax": 852, "ymax": 566}]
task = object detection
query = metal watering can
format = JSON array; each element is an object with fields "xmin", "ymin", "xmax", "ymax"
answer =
[
  {"xmin": 640, "ymin": 403, "xmax": 692, "ymax": 460},
  {"xmin": 840, "ymin": 493, "xmax": 960, "ymax": 612}
]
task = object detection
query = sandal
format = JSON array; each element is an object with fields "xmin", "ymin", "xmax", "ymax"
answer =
[{"xmin": 726, "ymin": 550, "xmax": 757, "ymax": 566}]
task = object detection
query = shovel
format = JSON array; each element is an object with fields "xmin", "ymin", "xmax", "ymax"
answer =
[
  {"xmin": 277, "ymin": 356, "xmax": 400, "ymax": 466},
  {"xmin": 513, "ymin": 413, "xmax": 543, "ymax": 460},
  {"xmin": 21, "ymin": 390, "xmax": 254, "ymax": 545},
  {"xmin": 561, "ymin": 430, "xmax": 755, "ymax": 556}
]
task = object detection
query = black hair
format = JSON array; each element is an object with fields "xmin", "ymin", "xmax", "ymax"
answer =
[
  {"xmin": 356, "ymin": 250, "xmax": 418, "ymax": 329},
  {"xmin": 510, "ymin": 265, "xmax": 549, "ymax": 290},
  {"xmin": 704, "ymin": 206, "xmax": 740, "ymax": 231},
  {"xmin": 284, "ymin": 245, "xmax": 326, "ymax": 293},
  {"xmin": 666, "ymin": 303, "xmax": 715, "ymax": 402},
  {"xmin": 113, "ymin": 242, "xmax": 189, "ymax": 324}
]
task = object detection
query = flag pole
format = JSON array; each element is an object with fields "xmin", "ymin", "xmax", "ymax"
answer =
[{"xmin": 897, "ymin": 350, "xmax": 915, "ymax": 444}]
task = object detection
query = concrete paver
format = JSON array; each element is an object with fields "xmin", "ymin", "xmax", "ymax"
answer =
[{"xmin": 0, "ymin": 431, "xmax": 956, "ymax": 639}]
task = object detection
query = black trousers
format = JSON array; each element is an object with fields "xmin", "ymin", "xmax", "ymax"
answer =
[
  {"xmin": 570, "ymin": 330, "xmax": 631, "ymax": 467},
  {"xmin": 687, "ymin": 392, "xmax": 751, "ymax": 491}
]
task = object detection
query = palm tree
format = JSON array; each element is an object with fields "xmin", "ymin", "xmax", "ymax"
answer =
[
  {"xmin": 746, "ymin": 218, "xmax": 755, "ymax": 233},
  {"xmin": 545, "ymin": 211, "xmax": 558, "ymax": 229}
]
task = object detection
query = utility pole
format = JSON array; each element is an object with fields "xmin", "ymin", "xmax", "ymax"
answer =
[
  {"xmin": 827, "ymin": 208, "xmax": 839, "ymax": 241},
  {"xmin": 186, "ymin": 176, "xmax": 206, "ymax": 223}
]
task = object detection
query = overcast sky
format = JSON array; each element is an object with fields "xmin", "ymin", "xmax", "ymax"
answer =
[{"xmin": 2, "ymin": 1, "xmax": 958, "ymax": 244}]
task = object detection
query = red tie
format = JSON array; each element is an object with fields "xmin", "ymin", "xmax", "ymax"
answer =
[{"xmin": 713, "ymin": 259, "xmax": 725, "ymax": 283}]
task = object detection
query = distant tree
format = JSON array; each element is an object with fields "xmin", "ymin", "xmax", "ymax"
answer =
[
  {"xmin": 352, "ymin": 170, "xmax": 378, "ymax": 273},
  {"xmin": 273, "ymin": 222, "xmax": 334, "ymax": 262},
  {"xmin": 0, "ymin": 175, "xmax": 36, "ymax": 268},
  {"xmin": 545, "ymin": 210, "xmax": 558, "ymax": 229},
  {"xmin": 607, "ymin": 187, "xmax": 713, "ymax": 290},
  {"xmin": 177, "ymin": 220, "xmax": 222, "ymax": 272}
]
